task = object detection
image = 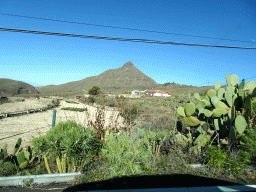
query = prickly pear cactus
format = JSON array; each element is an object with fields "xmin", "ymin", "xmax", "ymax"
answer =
[
  {"xmin": 1, "ymin": 138, "xmax": 34, "ymax": 173},
  {"xmin": 175, "ymin": 73, "xmax": 256, "ymax": 155},
  {"xmin": 17, "ymin": 151, "xmax": 26, "ymax": 166}
]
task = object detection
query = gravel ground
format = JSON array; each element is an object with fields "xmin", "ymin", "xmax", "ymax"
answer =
[
  {"xmin": 0, "ymin": 98, "xmax": 53, "ymax": 113},
  {"xmin": 0, "ymin": 98, "xmax": 129, "ymax": 153}
]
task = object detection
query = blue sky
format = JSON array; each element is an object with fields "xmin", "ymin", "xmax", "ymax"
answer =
[{"xmin": 0, "ymin": 0, "xmax": 255, "ymax": 88}]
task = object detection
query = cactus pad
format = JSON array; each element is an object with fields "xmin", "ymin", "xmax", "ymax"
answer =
[
  {"xmin": 204, "ymin": 109, "xmax": 213, "ymax": 117},
  {"xmin": 226, "ymin": 73, "xmax": 231, "ymax": 86},
  {"xmin": 213, "ymin": 108, "xmax": 228, "ymax": 117},
  {"xmin": 19, "ymin": 161, "xmax": 28, "ymax": 169},
  {"xmin": 226, "ymin": 86, "xmax": 235, "ymax": 95},
  {"xmin": 194, "ymin": 92, "xmax": 201, "ymax": 100},
  {"xmin": 17, "ymin": 151, "xmax": 25, "ymax": 165},
  {"xmin": 202, "ymin": 122, "xmax": 210, "ymax": 132},
  {"xmin": 217, "ymin": 88, "xmax": 225, "ymax": 100},
  {"xmin": 201, "ymin": 99, "xmax": 211, "ymax": 107},
  {"xmin": 216, "ymin": 101, "xmax": 229, "ymax": 110},
  {"xmin": 230, "ymin": 74, "xmax": 239, "ymax": 86},
  {"xmin": 235, "ymin": 115, "xmax": 247, "ymax": 134},
  {"xmin": 206, "ymin": 89, "xmax": 217, "ymax": 99},
  {"xmin": 225, "ymin": 91, "xmax": 233, "ymax": 107},
  {"xmin": 24, "ymin": 151, "xmax": 30, "ymax": 160},
  {"xmin": 184, "ymin": 116, "xmax": 200, "ymax": 126},
  {"xmin": 177, "ymin": 107, "xmax": 186, "ymax": 117},
  {"xmin": 244, "ymin": 81, "xmax": 256, "ymax": 95},
  {"xmin": 211, "ymin": 96, "xmax": 219, "ymax": 108},
  {"xmin": 195, "ymin": 100, "xmax": 206, "ymax": 109},
  {"xmin": 215, "ymin": 81, "xmax": 222, "ymax": 91},
  {"xmin": 194, "ymin": 133, "xmax": 211, "ymax": 146},
  {"xmin": 185, "ymin": 103, "xmax": 195, "ymax": 116}
]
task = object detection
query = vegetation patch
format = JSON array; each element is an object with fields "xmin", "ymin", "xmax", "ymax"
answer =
[
  {"xmin": 65, "ymin": 100, "xmax": 79, "ymax": 104},
  {"xmin": 61, "ymin": 107, "xmax": 87, "ymax": 112}
]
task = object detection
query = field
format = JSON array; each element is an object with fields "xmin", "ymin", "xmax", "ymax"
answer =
[
  {"xmin": 1, "ymin": 92, "xmax": 256, "ymax": 188},
  {"xmin": 0, "ymin": 97, "xmax": 128, "ymax": 153}
]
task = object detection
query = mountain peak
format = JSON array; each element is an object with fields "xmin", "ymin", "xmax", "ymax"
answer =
[{"xmin": 122, "ymin": 61, "xmax": 134, "ymax": 69}]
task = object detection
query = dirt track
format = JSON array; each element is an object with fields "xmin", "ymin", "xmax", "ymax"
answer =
[{"xmin": 0, "ymin": 98, "xmax": 128, "ymax": 153}]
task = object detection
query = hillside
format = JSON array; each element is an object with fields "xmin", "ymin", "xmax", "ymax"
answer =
[
  {"xmin": 35, "ymin": 61, "xmax": 160, "ymax": 95},
  {"xmin": 0, "ymin": 61, "xmax": 229, "ymax": 97},
  {"xmin": 0, "ymin": 78, "xmax": 39, "ymax": 96}
]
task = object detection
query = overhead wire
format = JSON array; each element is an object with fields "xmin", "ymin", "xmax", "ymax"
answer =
[
  {"xmin": 0, "ymin": 12, "xmax": 255, "ymax": 44},
  {"xmin": 0, "ymin": 27, "xmax": 255, "ymax": 49}
]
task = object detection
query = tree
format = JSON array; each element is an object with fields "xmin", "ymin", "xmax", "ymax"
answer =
[{"xmin": 88, "ymin": 86, "xmax": 101, "ymax": 96}]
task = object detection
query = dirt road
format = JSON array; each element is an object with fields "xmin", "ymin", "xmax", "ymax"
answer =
[{"xmin": 0, "ymin": 99, "xmax": 128, "ymax": 153}]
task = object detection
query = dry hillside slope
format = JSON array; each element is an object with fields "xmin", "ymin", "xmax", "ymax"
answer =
[
  {"xmin": 1, "ymin": 61, "xmax": 229, "ymax": 97},
  {"xmin": 0, "ymin": 78, "xmax": 39, "ymax": 96}
]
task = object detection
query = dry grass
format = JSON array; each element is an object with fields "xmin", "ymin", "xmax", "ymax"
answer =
[
  {"xmin": 65, "ymin": 94, "xmax": 256, "ymax": 186},
  {"xmin": 1, "ymin": 93, "xmax": 256, "ymax": 187}
]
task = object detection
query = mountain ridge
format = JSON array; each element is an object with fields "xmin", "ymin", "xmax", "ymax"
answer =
[
  {"xmin": 0, "ymin": 61, "xmax": 224, "ymax": 96},
  {"xmin": 35, "ymin": 61, "xmax": 159, "ymax": 95}
]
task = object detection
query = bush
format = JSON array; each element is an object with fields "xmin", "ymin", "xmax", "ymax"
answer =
[
  {"xmin": 239, "ymin": 125, "xmax": 256, "ymax": 166},
  {"xmin": 30, "ymin": 120, "xmax": 103, "ymax": 172},
  {"xmin": 88, "ymin": 86, "xmax": 101, "ymax": 96},
  {"xmin": 205, "ymin": 144, "xmax": 250, "ymax": 176},
  {"xmin": 101, "ymin": 128, "xmax": 173, "ymax": 178}
]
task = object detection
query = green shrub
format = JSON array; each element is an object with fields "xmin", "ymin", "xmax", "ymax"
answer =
[
  {"xmin": 30, "ymin": 120, "xmax": 103, "ymax": 171},
  {"xmin": 239, "ymin": 125, "xmax": 256, "ymax": 166},
  {"xmin": 205, "ymin": 144, "xmax": 249, "ymax": 176},
  {"xmin": 101, "ymin": 128, "xmax": 172, "ymax": 178},
  {"xmin": 88, "ymin": 86, "xmax": 101, "ymax": 96}
]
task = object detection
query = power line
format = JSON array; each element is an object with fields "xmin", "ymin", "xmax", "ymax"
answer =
[
  {"xmin": 0, "ymin": 27, "xmax": 255, "ymax": 49},
  {"xmin": 1, "ymin": 12, "xmax": 255, "ymax": 45}
]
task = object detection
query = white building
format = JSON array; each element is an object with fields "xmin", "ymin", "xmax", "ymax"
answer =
[
  {"xmin": 131, "ymin": 90, "xmax": 146, "ymax": 96},
  {"xmin": 144, "ymin": 90, "xmax": 172, "ymax": 97}
]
